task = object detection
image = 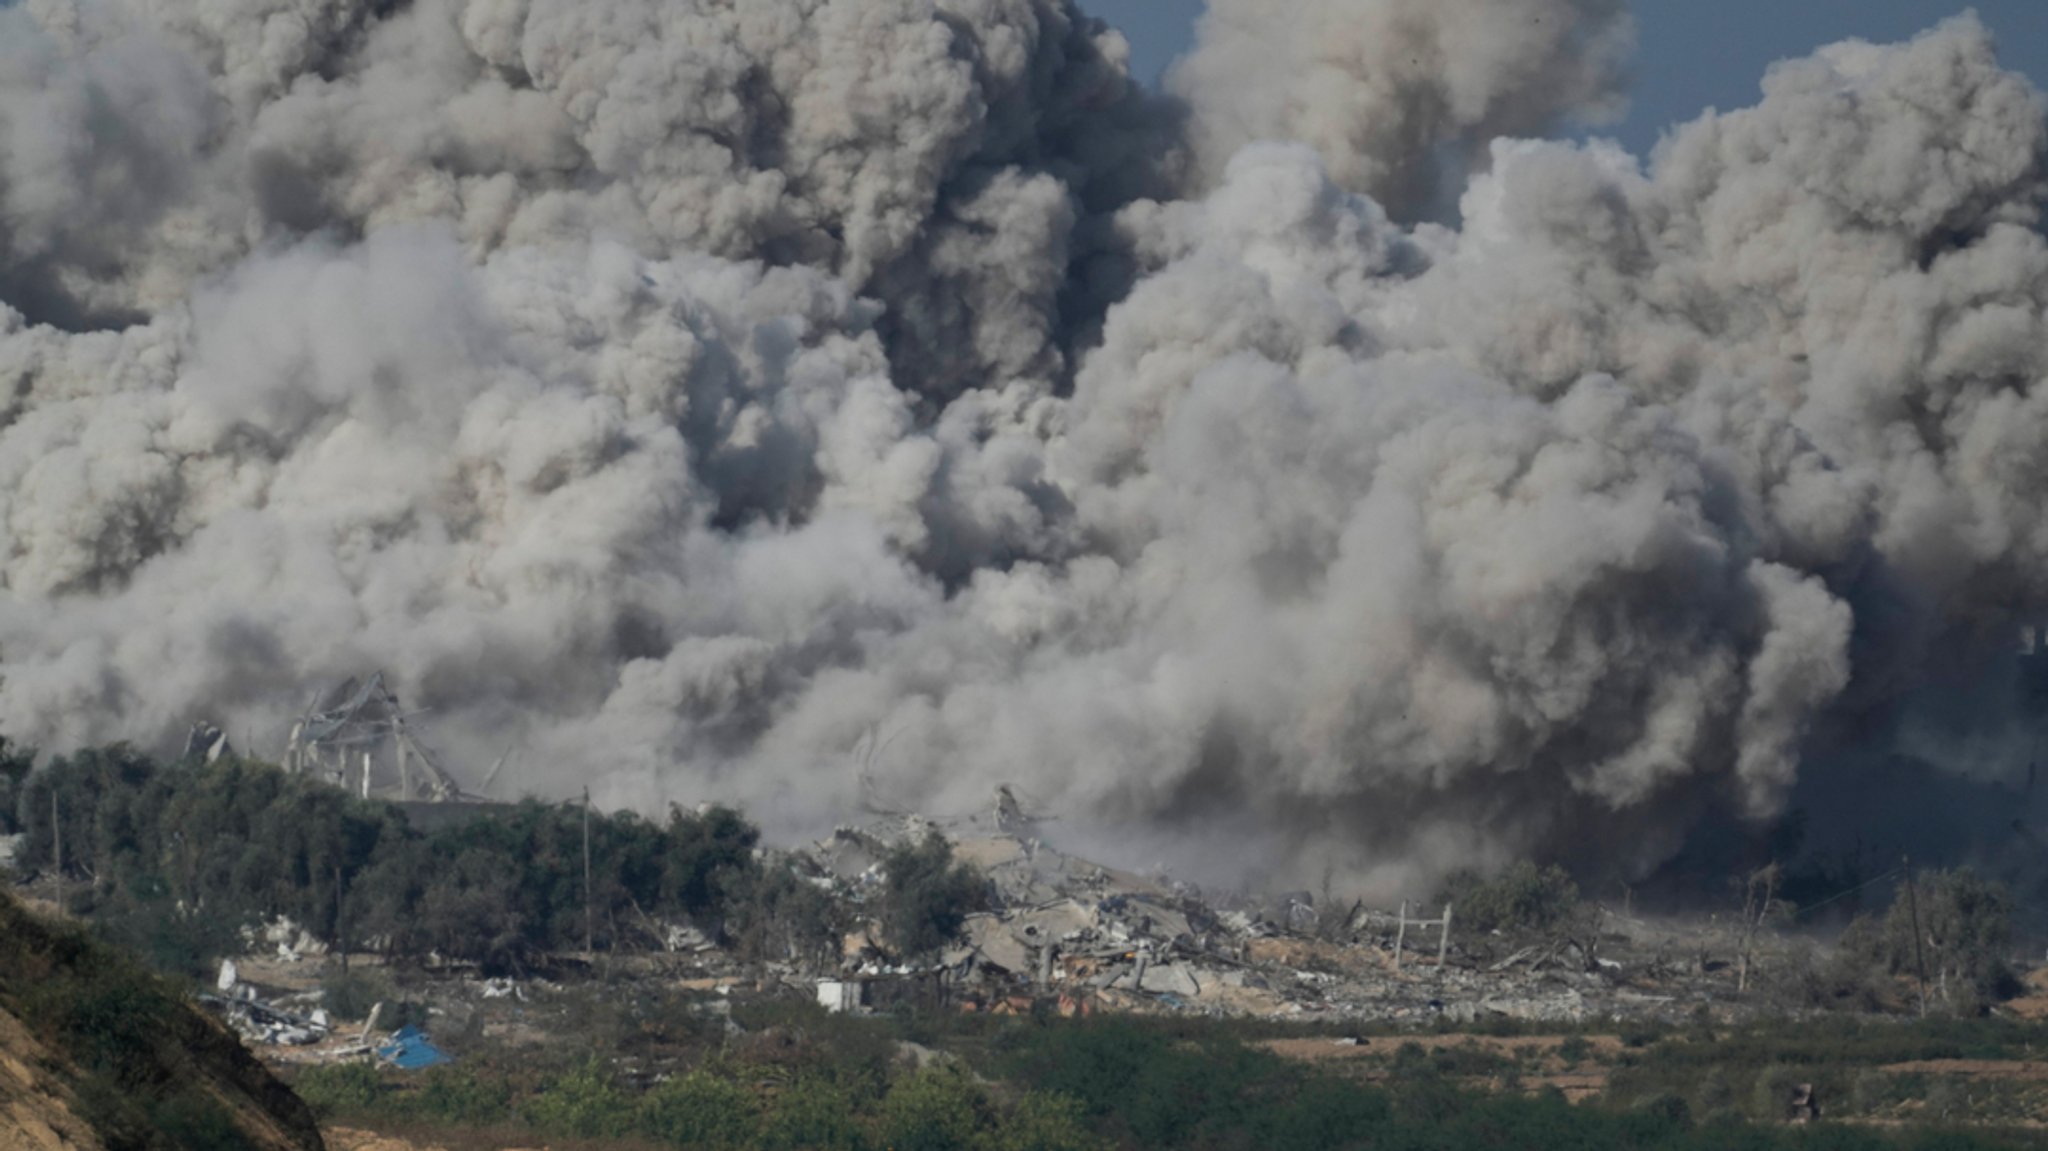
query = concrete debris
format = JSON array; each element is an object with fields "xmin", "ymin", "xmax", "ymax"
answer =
[
  {"xmin": 242, "ymin": 917, "xmax": 331, "ymax": 963},
  {"xmin": 1136, "ymin": 961, "xmax": 1201, "ymax": 998},
  {"xmin": 777, "ymin": 801, "xmax": 1773, "ymax": 1026},
  {"xmin": 664, "ymin": 924, "xmax": 717, "ymax": 953},
  {"xmin": 193, "ymin": 795, "xmax": 1834, "ymax": 1048},
  {"xmin": 183, "ymin": 722, "xmax": 234, "ymax": 763},
  {"xmin": 200, "ymin": 986, "xmax": 335, "ymax": 1047}
]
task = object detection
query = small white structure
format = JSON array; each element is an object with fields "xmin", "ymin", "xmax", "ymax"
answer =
[{"xmin": 816, "ymin": 980, "xmax": 862, "ymax": 1013}]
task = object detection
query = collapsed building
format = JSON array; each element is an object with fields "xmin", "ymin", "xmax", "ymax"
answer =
[
  {"xmin": 788, "ymin": 802, "xmax": 1746, "ymax": 1027},
  {"xmin": 281, "ymin": 673, "xmax": 472, "ymax": 804}
]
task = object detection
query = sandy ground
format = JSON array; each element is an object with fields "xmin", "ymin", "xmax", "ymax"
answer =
[
  {"xmin": 1881, "ymin": 1060, "xmax": 2048, "ymax": 1080},
  {"xmin": 326, "ymin": 1128, "xmax": 548, "ymax": 1151},
  {"xmin": 1260, "ymin": 1033, "xmax": 1624, "ymax": 1102}
]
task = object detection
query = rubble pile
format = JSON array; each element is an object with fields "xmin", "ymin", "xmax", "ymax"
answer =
[
  {"xmin": 794, "ymin": 820, "xmax": 1734, "ymax": 1026},
  {"xmin": 189, "ymin": 809, "xmax": 1832, "ymax": 1065},
  {"xmin": 201, "ymin": 947, "xmax": 466, "ymax": 1072},
  {"xmin": 203, "ymin": 958, "xmax": 341, "ymax": 1048}
]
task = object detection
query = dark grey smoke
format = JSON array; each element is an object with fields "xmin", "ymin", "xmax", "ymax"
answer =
[{"xmin": 1, "ymin": 0, "xmax": 2044, "ymax": 895}]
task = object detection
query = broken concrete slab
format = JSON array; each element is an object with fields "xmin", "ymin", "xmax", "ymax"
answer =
[{"xmin": 1138, "ymin": 962, "xmax": 1200, "ymax": 998}]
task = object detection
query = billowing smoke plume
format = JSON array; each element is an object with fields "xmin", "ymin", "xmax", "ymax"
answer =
[
  {"xmin": 2, "ymin": 0, "xmax": 2045, "ymax": 891},
  {"xmin": 1170, "ymin": 0, "xmax": 1635, "ymax": 219}
]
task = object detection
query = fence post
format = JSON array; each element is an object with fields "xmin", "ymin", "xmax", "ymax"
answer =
[
  {"xmin": 1393, "ymin": 900, "xmax": 1408, "ymax": 971},
  {"xmin": 1437, "ymin": 903, "xmax": 1453, "ymax": 969}
]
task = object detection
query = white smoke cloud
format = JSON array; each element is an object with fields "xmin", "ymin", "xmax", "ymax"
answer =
[{"xmin": 1, "ymin": 1, "xmax": 2045, "ymax": 890}]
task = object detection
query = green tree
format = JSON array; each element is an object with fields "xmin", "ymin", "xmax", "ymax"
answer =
[
  {"xmin": 525, "ymin": 1058, "xmax": 635, "ymax": 1140},
  {"xmin": 1842, "ymin": 867, "xmax": 2017, "ymax": 1011},
  {"xmin": 730, "ymin": 860, "xmax": 846, "ymax": 965},
  {"xmin": 0, "ymin": 735, "xmax": 35, "ymax": 835},
  {"xmin": 1436, "ymin": 862, "xmax": 1580, "ymax": 935},
  {"xmin": 415, "ymin": 847, "xmax": 529, "ymax": 965},
  {"xmin": 879, "ymin": 833, "xmax": 986, "ymax": 962},
  {"xmin": 660, "ymin": 803, "xmax": 760, "ymax": 925}
]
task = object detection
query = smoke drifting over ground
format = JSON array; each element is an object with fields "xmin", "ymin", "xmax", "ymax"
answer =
[{"xmin": 2, "ymin": 0, "xmax": 2046, "ymax": 891}]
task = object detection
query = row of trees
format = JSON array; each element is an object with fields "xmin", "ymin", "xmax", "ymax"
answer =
[
  {"xmin": 4, "ymin": 744, "xmax": 811, "ymax": 972},
  {"xmin": 7, "ymin": 741, "xmax": 993, "ymax": 975}
]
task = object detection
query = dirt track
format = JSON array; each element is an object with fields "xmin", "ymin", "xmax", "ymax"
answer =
[{"xmin": 1260, "ymin": 1034, "xmax": 1622, "ymax": 1101}]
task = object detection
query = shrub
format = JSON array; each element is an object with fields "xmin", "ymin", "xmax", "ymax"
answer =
[
  {"xmin": 524, "ymin": 1057, "xmax": 634, "ymax": 1140},
  {"xmin": 1618, "ymin": 1022, "xmax": 1663, "ymax": 1049},
  {"xmin": 412, "ymin": 1066, "xmax": 514, "ymax": 1127},
  {"xmin": 985, "ymin": 1091, "xmax": 1111, "ymax": 1151},
  {"xmin": 1436, "ymin": 863, "xmax": 1580, "ymax": 935},
  {"xmin": 293, "ymin": 1062, "xmax": 384, "ymax": 1119},
  {"xmin": 319, "ymin": 969, "xmax": 398, "ymax": 1022},
  {"xmin": 95, "ymin": 898, "xmax": 249, "ymax": 980},
  {"xmin": 878, "ymin": 1065, "xmax": 987, "ymax": 1151},
  {"xmin": 1630, "ymin": 1092, "xmax": 1692, "ymax": 1127},
  {"xmin": 758, "ymin": 1076, "xmax": 869, "ymax": 1151},
  {"xmin": 1267, "ymin": 1078, "xmax": 1389, "ymax": 1151},
  {"xmin": 1692, "ymin": 1067, "xmax": 1735, "ymax": 1117},
  {"xmin": 150, "ymin": 1090, "xmax": 258, "ymax": 1151},
  {"xmin": 1850, "ymin": 1068, "xmax": 1894, "ymax": 1116},
  {"xmin": 1750, "ymin": 1063, "xmax": 1803, "ymax": 1122},
  {"xmin": 636, "ymin": 1070, "xmax": 757, "ymax": 1149}
]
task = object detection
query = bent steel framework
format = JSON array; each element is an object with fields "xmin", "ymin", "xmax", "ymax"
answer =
[{"xmin": 282, "ymin": 672, "xmax": 468, "ymax": 802}]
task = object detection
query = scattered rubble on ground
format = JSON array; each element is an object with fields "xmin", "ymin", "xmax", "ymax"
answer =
[
  {"xmin": 194, "ymin": 795, "xmax": 1879, "ymax": 1076},
  {"xmin": 201, "ymin": 951, "xmax": 462, "ymax": 1071},
  {"xmin": 786, "ymin": 806, "xmax": 1811, "ymax": 1028}
]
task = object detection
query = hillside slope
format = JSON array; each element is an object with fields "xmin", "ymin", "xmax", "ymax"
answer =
[{"xmin": 0, "ymin": 892, "xmax": 323, "ymax": 1151}]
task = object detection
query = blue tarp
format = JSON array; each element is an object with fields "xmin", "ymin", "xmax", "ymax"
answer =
[{"xmin": 377, "ymin": 1025, "xmax": 455, "ymax": 1070}]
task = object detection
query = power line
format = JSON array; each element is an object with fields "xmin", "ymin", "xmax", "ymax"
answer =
[{"xmin": 1787, "ymin": 867, "xmax": 1904, "ymax": 919}]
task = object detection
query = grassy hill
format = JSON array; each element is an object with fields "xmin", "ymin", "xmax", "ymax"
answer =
[{"xmin": 0, "ymin": 890, "xmax": 324, "ymax": 1151}]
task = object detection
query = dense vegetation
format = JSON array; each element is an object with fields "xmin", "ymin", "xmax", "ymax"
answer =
[
  {"xmin": 291, "ymin": 1004, "xmax": 2048, "ymax": 1151},
  {"xmin": 0, "ymin": 889, "xmax": 322, "ymax": 1151},
  {"xmin": 5, "ymin": 743, "xmax": 839, "ymax": 971}
]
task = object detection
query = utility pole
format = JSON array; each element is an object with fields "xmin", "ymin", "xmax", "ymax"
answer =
[
  {"xmin": 1904, "ymin": 856, "xmax": 1929, "ymax": 1017},
  {"xmin": 51, "ymin": 790, "xmax": 62, "ymax": 917},
  {"xmin": 335, "ymin": 863, "xmax": 349, "ymax": 973},
  {"xmin": 582, "ymin": 788, "xmax": 595, "ymax": 959}
]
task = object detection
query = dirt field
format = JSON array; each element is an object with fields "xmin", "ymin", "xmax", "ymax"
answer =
[
  {"xmin": 1261, "ymin": 1034, "xmax": 1623, "ymax": 1101},
  {"xmin": 1881, "ymin": 1060, "xmax": 2048, "ymax": 1081}
]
